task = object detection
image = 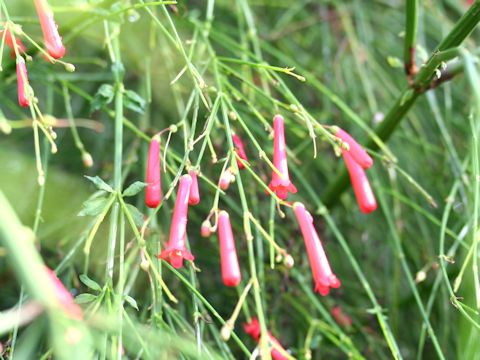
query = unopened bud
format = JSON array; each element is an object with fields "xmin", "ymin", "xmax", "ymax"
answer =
[
  {"xmin": 284, "ymin": 254, "xmax": 294, "ymax": 268},
  {"xmin": 140, "ymin": 260, "xmax": 150, "ymax": 272},
  {"xmin": 82, "ymin": 152, "xmax": 94, "ymax": 168},
  {"xmin": 220, "ymin": 322, "xmax": 233, "ymax": 341},
  {"xmin": 228, "ymin": 111, "xmax": 237, "ymax": 121},
  {"xmin": 64, "ymin": 63, "xmax": 76, "ymax": 72},
  {"xmin": 201, "ymin": 221, "xmax": 212, "ymax": 238},
  {"xmin": 416, "ymin": 270, "xmax": 427, "ymax": 283}
]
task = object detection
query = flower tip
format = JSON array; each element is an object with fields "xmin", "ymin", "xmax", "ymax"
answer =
[
  {"xmin": 223, "ymin": 276, "xmax": 241, "ymax": 287},
  {"xmin": 273, "ymin": 114, "xmax": 284, "ymax": 124},
  {"xmin": 47, "ymin": 43, "xmax": 66, "ymax": 59},
  {"xmin": 360, "ymin": 201, "xmax": 377, "ymax": 214}
]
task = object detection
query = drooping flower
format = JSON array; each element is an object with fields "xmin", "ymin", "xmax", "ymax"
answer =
[
  {"xmin": 232, "ymin": 134, "xmax": 248, "ymax": 169},
  {"xmin": 34, "ymin": 0, "xmax": 66, "ymax": 59},
  {"xmin": 158, "ymin": 174, "xmax": 194, "ymax": 268},
  {"xmin": 16, "ymin": 57, "xmax": 30, "ymax": 107},
  {"xmin": 268, "ymin": 115, "xmax": 297, "ymax": 200},
  {"xmin": 293, "ymin": 202, "xmax": 341, "ymax": 296},
  {"xmin": 188, "ymin": 169, "xmax": 200, "ymax": 205},
  {"xmin": 219, "ymin": 168, "xmax": 234, "ymax": 191},
  {"xmin": 243, "ymin": 317, "xmax": 289, "ymax": 360},
  {"xmin": 45, "ymin": 267, "xmax": 82, "ymax": 319},
  {"xmin": 1, "ymin": 26, "xmax": 27, "ymax": 58},
  {"xmin": 145, "ymin": 137, "xmax": 162, "ymax": 208},
  {"xmin": 218, "ymin": 211, "xmax": 241, "ymax": 286},
  {"xmin": 334, "ymin": 127, "xmax": 373, "ymax": 169},
  {"xmin": 342, "ymin": 151, "xmax": 377, "ymax": 214}
]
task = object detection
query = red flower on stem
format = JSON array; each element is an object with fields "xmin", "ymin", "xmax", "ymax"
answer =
[
  {"xmin": 243, "ymin": 317, "xmax": 288, "ymax": 360},
  {"xmin": 334, "ymin": 127, "xmax": 373, "ymax": 169},
  {"xmin": 188, "ymin": 169, "xmax": 200, "ymax": 205},
  {"xmin": 342, "ymin": 151, "xmax": 377, "ymax": 214},
  {"xmin": 1, "ymin": 27, "xmax": 27, "ymax": 58},
  {"xmin": 293, "ymin": 202, "xmax": 341, "ymax": 296},
  {"xmin": 218, "ymin": 210, "xmax": 241, "ymax": 286},
  {"xmin": 45, "ymin": 267, "xmax": 82, "ymax": 319},
  {"xmin": 268, "ymin": 115, "xmax": 297, "ymax": 200},
  {"xmin": 232, "ymin": 134, "xmax": 248, "ymax": 169},
  {"xmin": 34, "ymin": 0, "xmax": 66, "ymax": 59},
  {"xmin": 16, "ymin": 58, "xmax": 30, "ymax": 107},
  {"xmin": 145, "ymin": 137, "xmax": 162, "ymax": 208},
  {"xmin": 158, "ymin": 174, "xmax": 195, "ymax": 268}
]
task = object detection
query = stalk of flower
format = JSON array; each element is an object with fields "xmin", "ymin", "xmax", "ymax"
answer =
[
  {"xmin": 145, "ymin": 136, "xmax": 162, "ymax": 208},
  {"xmin": 44, "ymin": 267, "xmax": 82, "ymax": 320},
  {"xmin": 16, "ymin": 57, "xmax": 30, "ymax": 108},
  {"xmin": 33, "ymin": 0, "xmax": 66, "ymax": 59},
  {"xmin": 188, "ymin": 169, "xmax": 200, "ymax": 205},
  {"xmin": 342, "ymin": 151, "xmax": 377, "ymax": 214},
  {"xmin": 158, "ymin": 174, "xmax": 195, "ymax": 268},
  {"xmin": 243, "ymin": 317, "xmax": 289, "ymax": 360},
  {"xmin": 293, "ymin": 202, "xmax": 341, "ymax": 296},
  {"xmin": 268, "ymin": 115, "xmax": 297, "ymax": 200},
  {"xmin": 232, "ymin": 134, "xmax": 248, "ymax": 169},
  {"xmin": 332, "ymin": 126, "xmax": 373, "ymax": 169},
  {"xmin": 218, "ymin": 210, "xmax": 241, "ymax": 287}
]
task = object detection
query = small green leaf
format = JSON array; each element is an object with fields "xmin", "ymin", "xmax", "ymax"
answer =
[
  {"xmin": 78, "ymin": 196, "xmax": 109, "ymax": 217},
  {"xmin": 90, "ymin": 84, "xmax": 114, "ymax": 113},
  {"xmin": 124, "ymin": 295, "xmax": 139, "ymax": 311},
  {"xmin": 75, "ymin": 293, "xmax": 97, "ymax": 304},
  {"xmin": 79, "ymin": 274, "xmax": 102, "ymax": 292},
  {"xmin": 84, "ymin": 175, "xmax": 114, "ymax": 193},
  {"xmin": 124, "ymin": 90, "xmax": 146, "ymax": 114},
  {"xmin": 122, "ymin": 181, "xmax": 147, "ymax": 197},
  {"xmin": 125, "ymin": 204, "xmax": 144, "ymax": 228}
]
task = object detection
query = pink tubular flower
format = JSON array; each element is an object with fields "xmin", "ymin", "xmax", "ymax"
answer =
[
  {"xmin": 232, "ymin": 134, "xmax": 248, "ymax": 169},
  {"xmin": 158, "ymin": 174, "xmax": 195, "ymax": 268},
  {"xmin": 188, "ymin": 169, "xmax": 200, "ymax": 205},
  {"xmin": 145, "ymin": 137, "xmax": 162, "ymax": 208},
  {"xmin": 334, "ymin": 127, "xmax": 373, "ymax": 169},
  {"xmin": 201, "ymin": 220, "xmax": 212, "ymax": 237},
  {"xmin": 342, "ymin": 151, "xmax": 377, "ymax": 214},
  {"xmin": 293, "ymin": 202, "xmax": 340, "ymax": 296},
  {"xmin": 16, "ymin": 58, "xmax": 30, "ymax": 107},
  {"xmin": 45, "ymin": 267, "xmax": 82, "ymax": 319},
  {"xmin": 218, "ymin": 211, "xmax": 241, "ymax": 287},
  {"xmin": 243, "ymin": 317, "xmax": 288, "ymax": 360},
  {"xmin": 268, "ymin": 115, "xmax": 297, "ymax": 200},
  {"xmin": 34, "ymin": 0, "xmax": 66, "ymax": 59}
]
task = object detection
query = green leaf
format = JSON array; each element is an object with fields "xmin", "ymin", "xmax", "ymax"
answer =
[
  {"xmin": 124, "ymin": 295, "xmax": 139, "ymax": 311},
  {"xmin": 90, "ymin": 84, "xmax": 114, "ymax": 113},
  {"xmin": 75, "ymin": 293, "xmax": 97, "ymax": 304},
  {"xmin": 84, "ymin": 175, "xmax": 114, "ymax": 193},
  {"xmin": 79, "ymin": 274, "xmax": 102, "ymax": 292},
  {"xmin": 123, "ymin": 181, "xmax": 147, "ymax": 197},
  {"xmin": 78, "ymin": 196, "xmax": 109, "ymax": 217},
  {"xmin": 125, "ymin": 204, "xmax": 144, "ymax": 228},
  {"xmin": 124, "ymin": 90, "xmax": 146, "ymax": 114}
]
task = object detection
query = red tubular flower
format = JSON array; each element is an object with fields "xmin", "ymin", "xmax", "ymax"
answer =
[
  {"xmin": 342, "ymin": 151, "xmax": 377, "ymax": 214},
  {"xmin": 16, "ymin": 58, "xmax": 30, "ymax": 107},
  {"xmin": 232, "ymin": 134, "xmax": 248, "ymax": 169},
  {"xmin": 145, "ymin": 137, "xmax": 162, "ymax": 208},
  {"xmin": 218, "ymin": 210, "xmax": 241, "ymax": 287},
  {"xmin": 34, "ymin": 0, "xmax": 66, "ymax": 59},
  {"xmin": 188, "ymin": 169, "xmax": 200, "ymax": 205},
  {"xmin": 293, "ymin": 202, "xmax": 341, "ymax": 296},
  {"xmin": 158, "ymin": 174, "xmax": 195, "ymax": 268},
  {"xmin": 1, "ymin": 27, "xmax": 27, "ymax": 58},
  {"xmin": 268, "ymin": 115, "xmax": 297, "ymax": 200},
  {"xmin": 334, "ymin": 127, "xmax": 373, "ymax": 169},
  {"xmin": 45, "ymin": 267, "xmax": 82, "ymax": 319},
  {"xmin": 243, "ymin": 317, "xmax": 288, "ymax": 360}
]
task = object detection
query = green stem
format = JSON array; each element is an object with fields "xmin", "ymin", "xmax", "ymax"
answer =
[{"xmin": 404, "ymin": 0, "xmax": 419, "ymax": 76}]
